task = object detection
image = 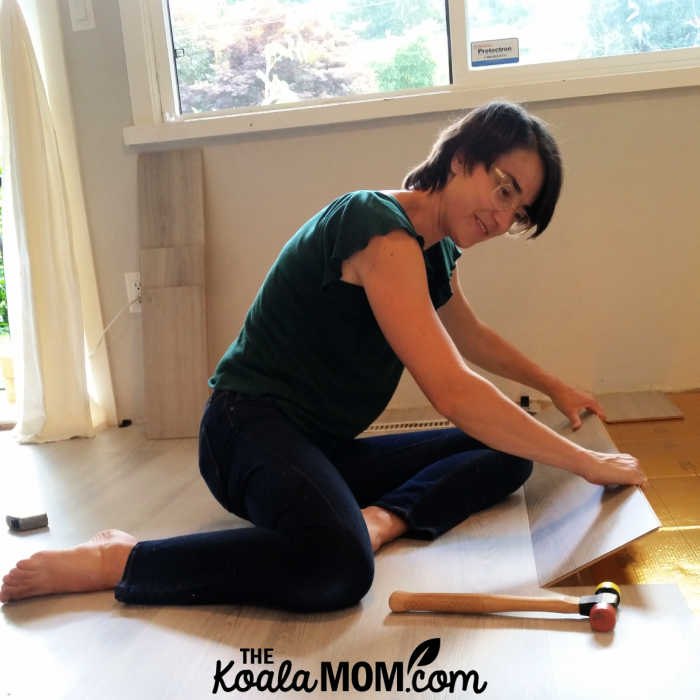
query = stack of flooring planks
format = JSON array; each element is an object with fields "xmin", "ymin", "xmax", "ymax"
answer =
[{"xmin": 138, "ymin": 149, "xmax": 209, "ymax": 439}]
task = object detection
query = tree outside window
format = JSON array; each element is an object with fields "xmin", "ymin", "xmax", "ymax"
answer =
[
  {"xmin": 468, "ymin": 0, "xmax": 699, "ymax": 66},
  {"xmin": 169, "ymin": 0, "xmax": 449, "ymax": 113},
  {"xmin": 586, "ymin": 0, "xmax": 700, "ymax": 57},
  {"xmin": 167, "ymin": 0, "xmax": 700, "ymax": 116}
]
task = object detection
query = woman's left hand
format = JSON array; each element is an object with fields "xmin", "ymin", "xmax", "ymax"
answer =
[{"xmin": 549, "ymin": 383, "xmax": 606, "ymax": 430}]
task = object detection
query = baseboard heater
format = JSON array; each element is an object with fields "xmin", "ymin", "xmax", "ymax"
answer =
[{"xmin": 360, "ymin": 418, "xmax": 454, "ymax": 437}]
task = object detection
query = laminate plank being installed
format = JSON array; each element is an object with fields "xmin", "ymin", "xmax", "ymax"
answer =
[
  {"xmin": 596, "ymin": 391, "xmax": 684, "ymax": 423},
  {"xmin": 525, "ymin": 407, "xmax": 660, "ymax": 586}
]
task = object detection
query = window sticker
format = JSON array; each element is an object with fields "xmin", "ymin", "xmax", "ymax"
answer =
[{"xmin": 471, "ymin": 38, "xmax": 519, "ymax": 67}]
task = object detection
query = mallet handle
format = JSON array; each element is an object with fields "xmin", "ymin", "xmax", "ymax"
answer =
[{"xmin": 389, "ymin": 591, "xmax": 580, "ymax": 615}]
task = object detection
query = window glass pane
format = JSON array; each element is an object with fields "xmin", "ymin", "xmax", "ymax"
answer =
[
  {"xmin": 168, "ymin": 0, "xmax": 450, "ymax": 114},
  {"xmin": 467, "ymin": 0, "xmax": 700, "ymax": 68}
]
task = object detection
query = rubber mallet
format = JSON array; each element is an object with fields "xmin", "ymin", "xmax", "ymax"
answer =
[{"xmin": 389, "ymin": 581, "xmax": 621, "ymax": 632}]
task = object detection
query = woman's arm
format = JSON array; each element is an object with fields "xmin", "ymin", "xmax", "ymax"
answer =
[
  {"xmin": 343, "ymin": 231, "xmax": 644, "ymax": 486},
  {"xmin": 438, "ymin": 268, "xmax": 605, "ymax": 429}
]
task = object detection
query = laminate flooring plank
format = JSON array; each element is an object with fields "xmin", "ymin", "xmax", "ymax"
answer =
[
  {"xmin": 140, "ymin": 244, "xmax": 205, "ymax": 288},
  {"xmin": 138, "ymin": 149, "xmax": 208, "ymax": 439},
  {"xmin": 138, "ymin": 150, "xmax": 204, "ymax": 249},
  {"xmin": 524, "ymin": 407, "xmax": 660, "ymax": 586},
  {"xmin": 597, "ymin": 391, "xmax": 683, "ymax": 423},
  {"xmin": 141, "ymin": 285, "xmax": 209, "ymax": 438}
]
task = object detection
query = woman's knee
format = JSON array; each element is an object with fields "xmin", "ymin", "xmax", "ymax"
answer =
[
  {"xmin": 291, "ymin": 535, "xmax": 375, "ymax": 612},
  {"xmin": 506, "ymin": 456, "xmax": 533, "ymax": 493},
  {"xmin": 317, "ymin": 557, "xmax": 374, "ymax": 611}
]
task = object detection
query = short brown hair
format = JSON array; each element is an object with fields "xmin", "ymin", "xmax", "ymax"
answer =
[{"xmin": 403, "ymin": 102, "xmax": 562, "ymax": 237}]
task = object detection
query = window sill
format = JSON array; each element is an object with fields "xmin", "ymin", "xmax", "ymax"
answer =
[{"xmin": 123, "ymin": 66, "xmax": 700, "ymax": 149}]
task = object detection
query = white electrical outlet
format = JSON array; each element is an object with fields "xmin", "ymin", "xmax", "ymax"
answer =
[
  {"xmin": 124, "ymin": 272, "xmax": 142, "ymax": 313},
  {"xmin": 69, "ymin": 0, "xmax": 96, "ymax": 31}
]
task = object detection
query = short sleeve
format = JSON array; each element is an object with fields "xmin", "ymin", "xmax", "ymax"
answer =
[
  {"xmin": 320, "ymin": 191, "xmax": 424, "ymax": 288},
  {"xmin": 424, "ymin": 237, "xmax": 461, "ymax": 309}
]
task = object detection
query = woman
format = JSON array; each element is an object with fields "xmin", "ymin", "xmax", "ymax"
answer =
[{"xmin": 0, "ymin": 102, "xmax": 645, "ymax": 608}]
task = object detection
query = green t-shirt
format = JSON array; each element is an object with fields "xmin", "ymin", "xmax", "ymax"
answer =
[{"xmin": 209, "ymin": 190, "xmax": 461, "ymax": 446}]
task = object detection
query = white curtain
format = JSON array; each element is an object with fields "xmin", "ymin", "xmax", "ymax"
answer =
[{"xmin": 0, "ymin": 0, "xmax": 117, "ymax": 442}]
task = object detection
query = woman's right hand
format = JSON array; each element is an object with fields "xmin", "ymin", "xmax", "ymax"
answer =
[{"xmin": 578, "ymin": 450, "xmax": 647, "ymax": 487}]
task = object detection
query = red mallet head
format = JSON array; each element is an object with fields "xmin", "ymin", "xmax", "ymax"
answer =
[
  {"xmin": 578, "ymin": 582, "xmax": 621, "ymax": 632},
  {"xmin": 589, "ymin": 602, "xmax": 617, "ymax": 632}
]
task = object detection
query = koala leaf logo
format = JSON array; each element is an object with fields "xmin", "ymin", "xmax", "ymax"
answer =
[{"xmin": 406, "ymin": 638, "xmax": 440, "ymax": 675}]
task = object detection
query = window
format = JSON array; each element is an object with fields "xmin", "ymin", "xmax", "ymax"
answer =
[
  {"xmin": 120, "ymin": 0, "xmax": 700, "ymax": 144},
  {"xmin": 168, "ymin": 0, "xmax": 451, "ymax": 114},
  {"xmin": 467, "ymin": 0, "xmax": 700, "ymax": 67}
]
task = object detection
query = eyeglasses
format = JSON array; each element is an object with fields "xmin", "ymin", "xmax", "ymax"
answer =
[{"xmin": 491, "ymin": 167, "xmax": 535, "ymax": 237}]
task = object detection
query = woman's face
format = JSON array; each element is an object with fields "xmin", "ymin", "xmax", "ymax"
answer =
[{"xmin": 440, "ymin": 148, "xmax": 545, "ymax": 249}]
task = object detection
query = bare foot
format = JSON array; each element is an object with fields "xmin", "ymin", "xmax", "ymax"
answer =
[
  {"xmin": 361, "ymin": 506, "xmax": 408, "ymax": 553},
  {"xmin": 0, "ymin": 529, "xmax": 137, "ymax": 603}
]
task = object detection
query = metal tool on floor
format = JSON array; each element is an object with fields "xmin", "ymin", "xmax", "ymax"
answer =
[
  {"xmin": 6, "ymin": 511, "xmax": 49, "ymax": 532},
  {"xmin": 389, "ymin": 581, "xmax": 621, "ymax": 632}
]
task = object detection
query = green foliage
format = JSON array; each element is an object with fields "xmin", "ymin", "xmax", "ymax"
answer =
[
  {"xmin": 174, "ymin": 39, "xmax": 216, "ymax": 87},
  {"xmin": 174, "ymin": 1, "xmax": 362, "ymax": 112},
  {"xmin": 174, "ymin": 1, "xmax": 313, "ymax": 89},
  {"xmin": 586, "ymin": 0, "xmax": 700, "ymax": 56},
  {"xmin": 170, "ymin": 0, "xmax": 698, "ymax": 115},
  {"xmin": 374, "ymin": 38, "xmax": 436, "ymax": 91},
  {"xmin": 342, "ymin": 0, "xmax": 442, "ymax": 39},
  {"xmin": 169, "ymin": 0, "xmax": 449, "ymax": 112}
]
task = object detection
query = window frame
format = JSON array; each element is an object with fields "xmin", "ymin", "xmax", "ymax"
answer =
[{"xmin": 119, "ymin": 0, "xmax": 700, "ymax": 147}]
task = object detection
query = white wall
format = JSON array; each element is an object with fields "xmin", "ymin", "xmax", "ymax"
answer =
[{"xmin": 59, "ymin": 1, "xmax": 700, "ymax": 423}]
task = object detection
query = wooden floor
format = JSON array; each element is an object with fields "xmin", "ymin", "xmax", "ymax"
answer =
[
  {"xmin": 2, "ymin": 391, "xmax": 699, "ymax": 616},
  {"xmin": 1, "ymin": 392, "xmax": 699, "ymax": 698}
]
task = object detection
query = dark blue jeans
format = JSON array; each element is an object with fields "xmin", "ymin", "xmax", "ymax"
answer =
[{"xmin": 114, "ymin": 390, "xmax": 532, "ymax": 611}]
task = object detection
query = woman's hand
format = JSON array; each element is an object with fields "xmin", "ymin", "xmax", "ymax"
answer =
[
  {"xmin": 577, "ymin": 450, "xmax": 647, "ymax": 487},
  {"xmin": 549, "ymin": 382, "xmax": 606, "ymax": 430}
]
